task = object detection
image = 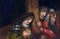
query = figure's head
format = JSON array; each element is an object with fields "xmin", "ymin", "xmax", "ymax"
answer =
[
  {"xmin": 39, "ymin": 7, "xmax": 48, "ymax": 20},
  {"xmin": 23, "ymin": 16, "xmax": 34, "ymax": 25},
  {"xmin": 49, "ymin": 9, "xmax": 56, "ymax": 18},
  {"xmin": 22, "ymin": 13, "xmax": 34, "ymax": 25}
]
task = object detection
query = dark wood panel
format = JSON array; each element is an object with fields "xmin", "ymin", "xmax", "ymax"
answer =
[{"xmin": 56, "ymin": 10, "xmax": 60, "ymax": 39}]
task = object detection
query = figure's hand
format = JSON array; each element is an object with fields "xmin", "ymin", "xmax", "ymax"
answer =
[
  {"xmin": 36, "ymin": 21, "xmax": 42, "ymax": 27},
  {"xmin": 22, "ymin": 29, "xmax": 31, "ymax": 37}
]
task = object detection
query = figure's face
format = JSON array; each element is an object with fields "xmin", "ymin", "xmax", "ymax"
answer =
[
  {"xmin": 50, "ymin": 13, "xmax": 56, "ymax": 23},
  {"xmin": 40, "ymin": 11, "xmax": 46, "ymax": 19},
  {"xmin": 23, "ymin": 17, "xmax": 33, "ymax": 25}
]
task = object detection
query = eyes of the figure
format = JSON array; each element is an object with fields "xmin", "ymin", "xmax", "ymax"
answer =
[
  {"xmin": 26, "ymin": 18, "xmax": 32, "ymax": 23},
  {"xmin": 39, "ymin": 11, "xmax": 47, "ymax": 19},
  {"xmin": 23, "ymin": 17, "xmax": 33, "ymax": 25},
  {"xmin": 40, "ymin": 11, "xmax": 46, "ymax": 16},
  {"xmin": 27, "ymin": 18, "xmax": 32, "ymax": 23}
]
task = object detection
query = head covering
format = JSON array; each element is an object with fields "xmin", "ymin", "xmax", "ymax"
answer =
[{"xmin": 50, "ymin": 9, "xmax": 54, "ymax": 12}]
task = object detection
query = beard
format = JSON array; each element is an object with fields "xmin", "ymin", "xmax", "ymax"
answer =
[{"xmin": 39, "ymin": 17, "xmax": 45, "ymax": 22}]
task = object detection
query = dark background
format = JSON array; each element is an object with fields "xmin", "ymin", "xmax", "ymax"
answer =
[{"xmin": 0, "ymin": 0, "xmax": 59, "ymax": 28}]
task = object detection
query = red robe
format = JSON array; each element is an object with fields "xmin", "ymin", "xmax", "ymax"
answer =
[{"xmin": 40, "ymin": 20, "xmax": 55, "ymax": 39}]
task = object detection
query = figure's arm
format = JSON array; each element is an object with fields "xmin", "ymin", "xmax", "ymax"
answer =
[{"xmin": 32, "ymin": 20, "xmax": 42, "ymax": 33}]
